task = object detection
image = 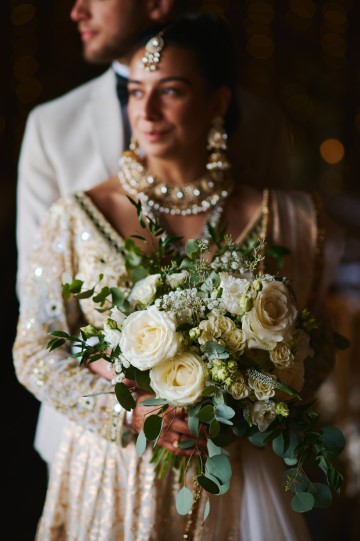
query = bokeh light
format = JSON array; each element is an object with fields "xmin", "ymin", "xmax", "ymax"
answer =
[
  {"xmin": 11, "ymin": 3, "xmax": 36, "ymax": 26},
  {"xmin": 319, "ymin": 138, "xmax": 345, "ymax": 164}
]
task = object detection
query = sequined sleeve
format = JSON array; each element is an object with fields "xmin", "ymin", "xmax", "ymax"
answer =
[{"xmin": 13, "ymin": 196, "xmax": 126, "ymax": 444}]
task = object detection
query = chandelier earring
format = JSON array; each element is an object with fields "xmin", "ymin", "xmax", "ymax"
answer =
[
  {"xmin": 128, "ymin": 136, "xmax": 142, "ymax": 159},
  {"xmin": 206, "ymin": 116, "xmax": 231, "ymax": 172}
]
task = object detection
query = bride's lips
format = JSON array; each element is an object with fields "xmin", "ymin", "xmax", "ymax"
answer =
[{"xmin": 143, "ymin": 129, "xmax": 171, "ymax": 142}]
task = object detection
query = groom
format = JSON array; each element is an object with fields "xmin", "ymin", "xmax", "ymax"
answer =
[{"xmin": 16, "ymin": 0, "xmax": 291, "ymax": 468}]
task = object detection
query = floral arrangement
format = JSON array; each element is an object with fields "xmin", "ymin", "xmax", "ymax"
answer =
[{"xmin": 47, "ymin": 199, "xmax": 345, "ymax": 518}]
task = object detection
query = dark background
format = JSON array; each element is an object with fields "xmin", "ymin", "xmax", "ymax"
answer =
[{"xmin": 1, "ymin": 1, "xmax": 359, "ymax": 539}]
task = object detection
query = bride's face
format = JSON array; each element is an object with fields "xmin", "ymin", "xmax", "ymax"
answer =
[{"xmin": 128, "ymin": 45, "xmax": 229, "ymax": 164}]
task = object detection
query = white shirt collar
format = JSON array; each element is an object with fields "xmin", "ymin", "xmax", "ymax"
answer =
[{"xmin": 112, "ymin": 61, "xmax": 130, "ymax": 78}]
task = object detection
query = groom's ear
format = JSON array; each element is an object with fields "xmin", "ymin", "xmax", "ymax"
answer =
[{"xmin": 146, "ymin": 0, "xmax": 176, "ymax": 22}]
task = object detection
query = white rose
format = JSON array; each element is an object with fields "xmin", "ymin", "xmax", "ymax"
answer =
[
  {"xmin": 273, "ymin": 331, "xmax": 312, "ymax": 399},
  {"xmin": 228, "ymin": 375, "xmax": 250, "ymax": 400},
  {"xmin": 242, "ymin": 280, "xmax": 297, "ymax": 350},
  {"xmin": 166, "ymin": 271, "xmax": 189, "ymax": 289},
  {"xmin": 270, "ymin": 343, "xmax": 294, "ymax": 368},
  {"xmin": 198, "ymin": 313, "xmax": 235, "ymax": 345},
  {"xmin": 225, "ymin": 328, "xmax": 246, "ymax": 355},
  {"xmin": 219, "ymin": 273, "xmax": 250, "ymax": 316},
  {"xmin": 129, "ymin": 274, "xmax": 161, "ymax": 306},
  {"xmin": 250, "ymin": 400, "xmax": 277, "ymax": 432},
  {"xmin": 119, "ymin": 305, "xmax": 181, "ymax": 370},
  {"xmin": 248, "ymin": 371, "xmax": 276, "ymax": 400},
  {"xmin": 110, "ymin": 307, "xmax": 127, "ymax": 328},
  {"xmin": 150, "ymin": 352, "xmax": 208, "ymax": 406},
  {"xmin": 104, "ymin": 323, "xmax": 122, "ymax": 350}
]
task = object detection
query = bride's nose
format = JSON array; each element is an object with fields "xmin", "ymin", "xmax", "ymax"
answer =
[{"xmin": 142, "ymin": 90, "xmax": 162, "ymax": 121}]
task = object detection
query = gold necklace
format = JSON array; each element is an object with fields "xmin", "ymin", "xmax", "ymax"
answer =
[{"xmin": 117, "ymin": 150, "xmax": 234, "ymax": 216}]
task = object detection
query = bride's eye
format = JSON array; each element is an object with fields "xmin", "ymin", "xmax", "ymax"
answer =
[
  {"xmin": 128, "ymin": 88, "xmax": 143, "ymax": 98},
  {"xmin": 161, "ymin": 86, "xmax": 182, "ymax": 96}
]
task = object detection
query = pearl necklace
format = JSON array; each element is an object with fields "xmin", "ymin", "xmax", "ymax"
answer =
[{"xmin": 118, "ymin": 151, "xmax": 234, "ymax": 216}]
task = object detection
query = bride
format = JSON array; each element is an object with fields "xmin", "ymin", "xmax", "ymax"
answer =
[{"xmin": 13, "ymin": 13, "xmax": 341, "ymax": 541}]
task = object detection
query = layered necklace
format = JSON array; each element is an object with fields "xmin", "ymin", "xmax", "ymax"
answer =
[{"xmin": 118, "ymin": 150, "xmax": 234, "ymax": 228}]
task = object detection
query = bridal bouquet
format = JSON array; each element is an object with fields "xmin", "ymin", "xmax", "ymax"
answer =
[{"xmin": 47, "ymin": 199, "xmax": 345, "ymax": 518}]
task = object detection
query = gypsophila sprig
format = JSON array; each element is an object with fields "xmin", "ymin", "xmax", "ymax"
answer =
[{"xmin": 47, "ymin": 199, "xmax": 345, "ymax": 518}]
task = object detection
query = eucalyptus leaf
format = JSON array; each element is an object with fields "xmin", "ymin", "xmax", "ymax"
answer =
[
  {"xmin": 135, "ymin": 369, "xmax": 154, "ymax": 393},
  {"xmin": 308, "ymin": 483, "xmax": 332, "ymax": 508},
  {"xmin": 320, "ymin": 426, "xmax": 346, "ymax": 454},
  {"xmin": 209, "ymin": 418, "xmax": 220, "ymax": 439},
  {"xmin": 212, "ymin": 425, "xmax": 232, "ymax": 447},
  {"xmin": 204, "ymin": 499, "xmax": 210, "ymax": 521},
  {"xmin": 215, "ymin": 404, "xmax": 235, "ymax": 420},
  {"xmin": 197, "ymin": 475, "xmax": 220, "ymax": 494},
  {"xmin": 140, "ymin": 398, "xmax": 168, "ymax": 406},
  {"xmin": 144, "ymin": 414, "xmax": 163, "ymax": 441},
  {"xmin": 135, "ymin": 430, "xmax": 147, "ymax": 457},
  {"xmin": 205, "ymin": 454, "xmax": 232, "ymax": 484},
  {"xmin": 176, "ymin": 486, "xmax": 193, "ymax": 515},
  {"xmin": 207, "ymin": 439, "xmax": 222, "ymax": 457},
  {"xmin": 178, "ymin": 439, "xmax": 195, "ymax": 450},
  {"xmin": 284, "ymin": 468, "xmax": 309, "ymax": 493},
  {"xmin": 188, "ymin": 415, "xmax": 199, "ymax": 437},
  {"xmin": 248, "ymin": 431, "xmax": 269, "ymax": 448},
  {"xmin": 197, "ymin": 405, "xmax": 215, "ymax": 423},
  {"xmin": 291, "ymin": 492, "xmax": 315, "ymax": 513},
  {"xmin": 201, "ymin": 341, "xmax": 229, "ymax": 360},
  {"xmin": 272, "ymin": 431, "xmax": 299, "ymax": 460},
  {"xmin": 114, "ymin": 382, "xmax": 136, "ymax": 411},
  {"xmin": 218, "ymin": 480, "xmax": 231, "ymax": 495}
]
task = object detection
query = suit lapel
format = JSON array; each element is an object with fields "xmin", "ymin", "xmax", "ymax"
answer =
[{"xmin": 87, "ymin": 68, "xmax": 124, "ymax": 177}]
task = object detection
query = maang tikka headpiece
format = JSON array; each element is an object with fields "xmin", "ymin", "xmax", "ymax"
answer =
[{"xmin": 142, "ymin": 31, "xmax": 165, "ymax": 71}]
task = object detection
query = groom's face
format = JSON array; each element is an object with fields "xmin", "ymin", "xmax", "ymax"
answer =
[{"xmin": 70, "ymin": 0, "xmax": 151, "ymax": 64}]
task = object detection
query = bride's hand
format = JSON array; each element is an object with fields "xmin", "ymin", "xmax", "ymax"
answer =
[
  {"xmin": 86, "ymin": 358, "xmax": 115, "ymax": 380},
  {"xmin": 131, "ymin": 394, "xmax": 207, "ymax": 456}
]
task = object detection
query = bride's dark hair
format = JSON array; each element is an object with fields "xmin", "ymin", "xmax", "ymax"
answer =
[{"xmin": 132, "ymin": 13, "xmax": 240, "ymax": 135}]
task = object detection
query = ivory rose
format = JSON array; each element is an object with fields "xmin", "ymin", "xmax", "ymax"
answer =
[
  {"xmin": 270, "ymin": 343, "xmax": 294, "ymax": 368},
  {"xmin": 129, "ymin": 274, "xmax": 161, "ymax": 306},
  {"xmin": 150, "ymin": 352, "xmax": 208, "ymax": 406},
  {"xmin": 119, "ymin": 306, "xmax": 181, "ymax": 370},
  {"xmin": 242, "ymin": 280, "xmax": 297, "ymax": 350},
  {"xmin": 219, "ymin": 273, "xmax": 251, "ymax": 316}
]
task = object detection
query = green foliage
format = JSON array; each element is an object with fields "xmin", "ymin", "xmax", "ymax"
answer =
[
  {"xmin": 114, "ymin": 382, "xmax": 136, "ymax": 412},
  {"xmin": 265, "ymin": 244, "xmax": 291, "ymax": 269},
  {"xmin": 143, "ymin": 414, "xmax": 163, "ymax": 441},
  {"xmin": 176, "ymin": 486, "xmax": 193, "ymax": 515}
]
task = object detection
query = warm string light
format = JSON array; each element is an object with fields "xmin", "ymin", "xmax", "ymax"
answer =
[
  {"xmin": 243, "ymin": 0, "xmax": 275, "ymax": 98},
  {"xmin": 6, "ymin": 0, "xmax": 357, "ymax": 197}
]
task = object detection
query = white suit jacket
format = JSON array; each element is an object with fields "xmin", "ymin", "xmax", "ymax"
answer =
[
  {"xmin": 16, "ymin": 67, "xmax": 291, "ymax": 465},
  {"xmin": 16, "ymin": 68, "xmax": 123, "ymax": 295}
]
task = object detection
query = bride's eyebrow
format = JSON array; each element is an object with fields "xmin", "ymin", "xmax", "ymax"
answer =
[{"xmin": 128, "ymin": 76, "xmax": 190, "ymax": 85}]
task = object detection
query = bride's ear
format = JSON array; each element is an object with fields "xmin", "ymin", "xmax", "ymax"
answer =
[
  {"xmin": 146, "ymin": 0, "xmax": 176, "ymax": 22},
  {"xmin": 213, "ymin": 86, "xmax": 233, "ymax": 119}
]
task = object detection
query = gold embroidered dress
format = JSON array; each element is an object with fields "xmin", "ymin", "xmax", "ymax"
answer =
[{"xmin": 13, "ymin": 189, "xmax": 336, "ymax": 541}]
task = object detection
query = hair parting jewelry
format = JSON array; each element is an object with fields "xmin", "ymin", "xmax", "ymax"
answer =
[{"xmin": 142, "ymin": 32, "xmax": 165, "ymax": 71}]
